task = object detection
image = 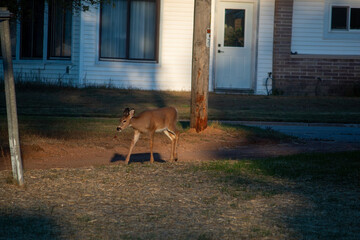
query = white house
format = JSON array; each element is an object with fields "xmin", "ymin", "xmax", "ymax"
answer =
[{"xmin": 1, "ymin": 0, "xmax": 359, "ymax": 96}]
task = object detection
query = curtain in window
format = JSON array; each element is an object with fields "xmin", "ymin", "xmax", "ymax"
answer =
[
  {"xmin": 20, "ymin": 0, "xmax": 44, "ymax": 58},
  {"xmin": 100, "ymin": 0, "xmax": 157, "ymax": 60},
  {"xmin": 129, "ymin": 0, "xmax": 156, "ymax": 59},
  {"xmin": 100, "ymin": 0, "xmax": 128, "ymax": 58},
  {"xmin": 48, "ymin": 0, "xmax": 72, "ymax": 58}
]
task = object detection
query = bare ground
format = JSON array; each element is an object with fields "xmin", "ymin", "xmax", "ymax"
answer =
[
  {"xmin": 0, "ymin": 127, "xmax": 359, "ymax": 239},
  {"xmin": 0, "ymin": 126, "xmax": 358, "ymax": 170}
]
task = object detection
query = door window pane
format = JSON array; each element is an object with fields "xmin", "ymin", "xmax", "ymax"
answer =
[
  {"xmin": 331, "ymin": 7, "xmax": 348, "ymax": 30},
  {"xmin": 224, "ymin": 9, "xmax": 245, "ymax": 47},
  {"xmin": 350, "ymin": 8, "xmax": 360, "ymax": 29}
]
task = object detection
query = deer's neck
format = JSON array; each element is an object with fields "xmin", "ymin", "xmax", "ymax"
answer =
[{"xmin": 129, "ymin": 117, "xmax": 140, "ymax": 129}]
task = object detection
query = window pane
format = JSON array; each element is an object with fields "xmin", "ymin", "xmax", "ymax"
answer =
[
  {"xmin": 20, "ymin": 0, "xmax": 44, "ymax": 59},
  {"xmin": 129, "ymin": 0, "xmax": 156, "ymax": 60},
  {"xmin": 100, "ymin": 0, "xmax": 128, "ymax": 59},
  {"xmin": 350, "ymin": 8, "xmax": 360, "ymax": 29},
  {"xmin": 224, "ymin": 9, "xmax": 245, "ymax": 47},
  {"xmin": 331, "ymin": 7, "xmax": 348, "ymax": 30},
  {"xmin": 48, "ymin": 0, "xmax": 72, "ymax": 58}
]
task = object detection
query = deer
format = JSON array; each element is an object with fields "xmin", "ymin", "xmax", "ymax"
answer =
[{"xmin": 116, "ymin": 107, "xmax": 180, "ymax": 164}]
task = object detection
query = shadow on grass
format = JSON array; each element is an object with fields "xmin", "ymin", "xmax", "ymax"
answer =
[
  {"xmin": 197, "ymin": 151, "xmax": 360, "ymax": 239},
  {"xmin": 110, "ymin": 153, "xmax": 165, "ymax": 164},
  {"xmin": 0, "ymin": 212, "xmax": 63, "ymax": 240}
]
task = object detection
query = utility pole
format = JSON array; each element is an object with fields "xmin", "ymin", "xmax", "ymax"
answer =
[
  {"xmin": 190, "ymin": 0, "xmax": 211, "ymax": 133},
  {"xmin": 0, "ymin": 8, "xmax": 24, "ymax": 185}
]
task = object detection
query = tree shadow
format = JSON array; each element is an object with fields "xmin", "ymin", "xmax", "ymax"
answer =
[
  {"xmin": 110, "ymin": 153, "xmax": 165, "ymax": 164},
  {"xmin": 0, "ymin": 212, "xmax": 63, "ymax": 240},
  {"xmin": 207, "ymin": 152, "xmax": 360, "ymax": 239}
]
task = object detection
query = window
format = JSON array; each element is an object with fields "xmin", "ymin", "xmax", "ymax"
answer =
[
  {"xmin": 20, "ymin": 0, "xmax": 44, "ymax": 59},
  {"xmin": 100, "ymin": 0, "xmax": 159, "ymax": 61},
  {"xmin": 331, "ymin": 6, "xmax": 360, "ymax": 31},
  {"xmin": 48, "ymin": 0, "xmax": 72, "ymax": 59},
  {"xmin": 2, "ymin": 0, "xmax": 72, "ymax": 61}
]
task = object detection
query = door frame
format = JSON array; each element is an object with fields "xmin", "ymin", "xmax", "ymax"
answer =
[{"xmin": 209, "ymin": 0, "xmax": 259, "ymax": 93}]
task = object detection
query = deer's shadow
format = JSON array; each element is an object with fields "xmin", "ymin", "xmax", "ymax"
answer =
[{"xmin": 110, "ymin": 153, "xmax": 165, "ymax": 164}]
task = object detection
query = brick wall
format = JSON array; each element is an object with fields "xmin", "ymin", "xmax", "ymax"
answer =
[{"xmin": 273, "ymin": 0, "xmax": 360, "ymax": 96}]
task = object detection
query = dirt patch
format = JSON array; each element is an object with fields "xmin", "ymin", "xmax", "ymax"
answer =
[{"xmin": 0, "ymin": 127, "xmax": 358, "ymax": 170}]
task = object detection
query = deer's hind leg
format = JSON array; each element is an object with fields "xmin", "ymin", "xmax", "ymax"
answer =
[{"xmin": 164, "ymin": 128, "xmax": 179, "ymax": 162}]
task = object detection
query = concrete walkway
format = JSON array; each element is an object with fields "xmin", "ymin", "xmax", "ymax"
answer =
[{"xmin": 224, "ymin": 121, "xmax": 360, "ymax": 143}]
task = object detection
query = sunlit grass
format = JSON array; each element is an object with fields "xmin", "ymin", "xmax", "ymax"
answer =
[{"xmin": 196, "ymin": 151, "xmax": 360, "ymax": 183}]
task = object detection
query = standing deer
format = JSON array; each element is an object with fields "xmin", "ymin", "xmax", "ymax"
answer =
[{"xmin": 117, "ymin": 107, "xmax": 179, "ymax": 164}]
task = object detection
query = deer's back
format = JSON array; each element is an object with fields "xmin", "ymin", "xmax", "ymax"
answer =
[{"xmin": 133, "ymin": 107, "xmax": 177, "ymax": 132}]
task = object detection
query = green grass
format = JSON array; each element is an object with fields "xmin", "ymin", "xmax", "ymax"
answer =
[
  {"xmin": 1, "ymin": 87, "xmax": 360, "ymax": 123},
  {"xmin": 197, "ymin": 151, "xmax": 360, "ymax": 184}
]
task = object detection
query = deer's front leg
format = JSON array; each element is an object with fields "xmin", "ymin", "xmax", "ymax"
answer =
[
  {"xmin": 125, "ymin": 130, "xmax": 140, "ymax": 164},
  {"xmin": 149, "ymin": 131, "xmax": 155, "ymax": 163}
]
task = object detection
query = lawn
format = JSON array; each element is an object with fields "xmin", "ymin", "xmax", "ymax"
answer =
[
  {"xmin": 0, "ymin": 87, "xmax": 360, "ymax": 123},
  {"xmin": 1, "ymin": 151, "xmax": 359, "ymax": 239},
  {"xmin": 1, "ymin": 85, "xmax": 359, "ymax": 239}
]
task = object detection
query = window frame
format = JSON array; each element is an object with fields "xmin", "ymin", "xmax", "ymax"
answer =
[
  {"xmin": 324, "ymin": 1, "xmax": 360, "ymax": 40},
  {"xmin": 98, "ymin": 0, "xmax": 160, "ymax": 63}
]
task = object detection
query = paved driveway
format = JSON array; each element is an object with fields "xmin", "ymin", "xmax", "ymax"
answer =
[{"xmin": 232, "ymin": 121, "xmax": 360, "ymax": 143}]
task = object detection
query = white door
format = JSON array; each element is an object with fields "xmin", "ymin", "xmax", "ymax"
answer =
[{"xmin": 215, "ymin": 2, "xmax": 253, "ymax": 89}]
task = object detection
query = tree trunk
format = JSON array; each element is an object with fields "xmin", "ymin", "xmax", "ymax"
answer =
[{"xmin": 190, "ymin": 0, "xmax": 211, "ymax": 133}]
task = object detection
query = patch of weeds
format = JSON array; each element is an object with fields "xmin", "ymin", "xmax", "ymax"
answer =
[
  {"xmin": 197, "ymin": 232, "xmax": 213, "ymax": 240},
  {"xmin": 5, "ymin": 175, "xmax": 16, "ymax": 185},
  {"xmin": 202, "ymin": 195, "xmax": 218, "ymax": 205},
  {"xmin": 120, "ymin": 234, "xmax": 143, "ymax": 240},
  {"xmin": 125, "ymin": 164, "xmax": 136, "ymax": 173},
  {"xmin": 250, "ymin": 227, "xmax": 272, "ymax": 237},
  {"xmin": 180, "ymin": 182, "xmax": 192, "ymax": 189},
  {"xmin": 77, "ymin": 215, "xmax": 92, "ymax": 223}
]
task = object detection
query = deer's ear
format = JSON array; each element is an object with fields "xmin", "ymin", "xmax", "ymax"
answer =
[
  {"xmin": 123, "ymin": 108, "xmax": 130, "ymax": 116},
  {"xmin": 129, "ymin": 109, "xmax": 135, "ymax": 117}
]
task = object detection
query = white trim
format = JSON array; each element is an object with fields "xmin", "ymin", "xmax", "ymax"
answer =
[
  {"xmin": 209, "ymin": 0, "xmax": 216, "ymax": 91},
  {"xmin": 79, "ymin": 8, "xmax": 85, "ymax": 86}
]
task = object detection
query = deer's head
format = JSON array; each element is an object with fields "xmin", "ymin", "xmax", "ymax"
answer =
[{"xmin": 117, "ymin": 108, "xmax": 135, "ymax": 132}]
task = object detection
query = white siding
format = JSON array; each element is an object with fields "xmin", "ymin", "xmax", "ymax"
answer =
[
  {"xmin": 256, "ymin": 0, "xmax": 275, "ymax": 95},
  {"xmin": 292, "ymin": 0, "xmax": 360, "ymax": 55},
  {"xmin": 80, "ymin": 0, "xmax": 194, "ymax": 91}
]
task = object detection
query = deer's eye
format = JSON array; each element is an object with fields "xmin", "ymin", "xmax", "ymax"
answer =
[{"xmin": 122, "ymin": 120, "xmax": 126, "ymax": 123}]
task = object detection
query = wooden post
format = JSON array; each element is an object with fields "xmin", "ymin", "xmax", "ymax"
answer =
[
  {"xmin": 190, "ymin": 0, "xmax": 211, "ymax": 133},
  {"xmin": 0, "ymin": 8, "xmax": 24, "ymax": 185}
]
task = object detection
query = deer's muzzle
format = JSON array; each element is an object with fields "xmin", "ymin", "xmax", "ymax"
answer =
[{"xmin": 116, "ymin": 127, "xmax": 122, "ymax": 132}]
